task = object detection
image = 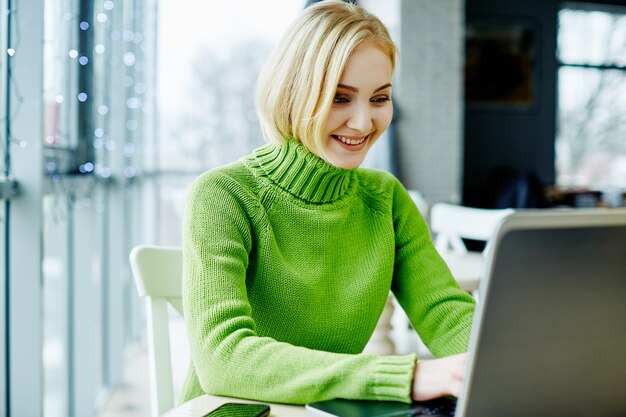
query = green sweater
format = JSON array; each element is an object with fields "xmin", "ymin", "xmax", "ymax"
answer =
[{"xmin": 181, "ymin": 139, "xmax": 475, "ymax": 405}]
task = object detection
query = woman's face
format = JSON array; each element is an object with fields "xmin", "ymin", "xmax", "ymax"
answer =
[{"xmin": 321, "ymin": 44, "xmax": 393, "ymax": 170}]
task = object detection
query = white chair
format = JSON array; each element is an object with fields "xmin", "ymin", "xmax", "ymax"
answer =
[
  {"xmin": 429, "ymin": 203, "xmax": 514, "ymax": 293},
  {"xmin": 130, "ymin": 245, "xmax": 183, "ymax": 417},
  {"xmin": 391, "ymin": 202, "xmax": 513, "ymax": 357},
  {"xmin": 407, "ymin": 189, "xmax": 429, "ymax": 216}
]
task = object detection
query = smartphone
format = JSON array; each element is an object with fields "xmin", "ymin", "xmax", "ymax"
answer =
[{"xmin": 203, "ymin": 402, "xmax": 271, "ymax": 417}]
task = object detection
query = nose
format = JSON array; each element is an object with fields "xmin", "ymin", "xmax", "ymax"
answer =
[{"xmin": 346, "ymin": 102, "xmax": 373, "ymax": 133}]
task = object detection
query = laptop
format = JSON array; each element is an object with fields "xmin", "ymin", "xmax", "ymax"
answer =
[{"xmin": 307, "ymin": 208, "xmax": 626, "ymax": 417}]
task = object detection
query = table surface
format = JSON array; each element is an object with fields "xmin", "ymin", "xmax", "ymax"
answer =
[{"xmin": 163, "ymin": 394, "xmax": 309, "ymax": 417}]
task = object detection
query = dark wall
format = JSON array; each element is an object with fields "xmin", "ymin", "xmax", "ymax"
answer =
[{"xmin": 463, "ymin": 0, "xmax": 558, "ymax": 207}]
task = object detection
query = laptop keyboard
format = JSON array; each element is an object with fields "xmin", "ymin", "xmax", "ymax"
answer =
[{"xmin": 405, "ymin": 397, "xmax": 456, "ymax": 417}]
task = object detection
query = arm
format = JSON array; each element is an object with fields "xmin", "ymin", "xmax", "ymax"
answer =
[
  {"xmin": 388, "ymin": 180, "xmax": 475, "ymax": 400},
  {"xmin": 182, "ymin": 171, "xmax": 416, "ymax": 404},
  {"xmin": 390, "ymin": 180, "xmax": 475, "ymax": 357}
]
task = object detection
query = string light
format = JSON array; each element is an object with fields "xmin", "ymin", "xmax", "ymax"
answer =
[
  {"xmin": 100, "ymin": 167, "xmax": 111, "ymax": 178},
  {"xmin": 125, "ymin": 119, "xmax": 138, "ymax": 131},
  {"xmin": 123, "ymin": 51, "xmax": 136, "ymax": 66},
  {"xmin": 126, "ymin": 97, "xmax": 141, "ymax": 109},
  {"xmin": 4, "ymin": 0, "xmax": 153, "ymax": 195},
  {"xmin": 123, "ymin": 167, "xmax": 136, "ymax": 178},
  {"xmin": 78, "ymin": 162, "xmax": 95, "ymax": 173},
  {"xmin": 123, "ymin": 143, "xmax": 135, "ymax": 157}
]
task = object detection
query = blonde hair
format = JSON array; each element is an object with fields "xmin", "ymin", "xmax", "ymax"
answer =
[{"xmin": 255, "ymin": 0, "xmax": 397, "ymax": 159}]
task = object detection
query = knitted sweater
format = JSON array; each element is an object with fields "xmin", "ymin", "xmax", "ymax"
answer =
[{"xmin": 180, "ymin": 139, "xmax": 475, "ymax": 405}]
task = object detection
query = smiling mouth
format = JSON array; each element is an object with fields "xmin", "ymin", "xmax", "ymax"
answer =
[{"xmin": 331, "ymin": 134, "xmax": 368, "ymax": 146}]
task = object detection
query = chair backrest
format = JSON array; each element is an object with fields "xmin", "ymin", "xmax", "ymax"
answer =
[
  {"xmin": 129, "ymin": 245, "xmax": 183, "ymax": 417},
  {"xmin": 407, "ymin": 189, "xmax": 429, "ymax": 216},
  {"xmin": 430, "ymin": 203, "xmax": 514, "ymax": 254}
]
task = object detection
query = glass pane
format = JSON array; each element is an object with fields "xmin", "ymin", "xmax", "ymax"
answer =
[
  {"xmin": 92, "ymin": 189, "xmax": 105, "ymax": 398},
  {"xmin": 556, "ymin": 67, "xmax": 626, "ymax": 188},
  {"xmin": 43, "ymin": 194, "xmax": 70, "ymax": 417},
  {"xmin": 156, "ymin": 175, "xmax": 195, "ymax": 245},
  {"xmin": 154, "ymin": 1, "xmax": 305, "ymax": 246},
  {"xmin": 43, "ymin": 0, "xmax": 79, "ymax": 150},
  {"xmin": 89, "ymin": 0, "xmax": 110, "ymax": 388},
  {"xmin": 91, "ymin": 0, "xmax": 113, "ymax": 180},
  {"xmin": 73, "ymin": 188, "xmax": 105, "ymax": 409},
  {"xmin": 0, "ymin": 0, "xmax": 8, "ymax": 175},
  {"xmin": 0, "ymin": 0, "xmax": 7, "ymax": 404},
  {"xmin": 0, "ymin": 201, "xmax": 6, "ymax": 414},
  {"xmin": 156, "ymin": 0, "xmax": 305, "ymax": 173},
  {"xmin": 558, "ymin": 8, "xmax": 626, "ymax": 66}
]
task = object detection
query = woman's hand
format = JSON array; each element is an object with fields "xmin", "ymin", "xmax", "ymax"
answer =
[{"xmin": 412, "ymin": 353, "xmax": 467, "ymax": 401}]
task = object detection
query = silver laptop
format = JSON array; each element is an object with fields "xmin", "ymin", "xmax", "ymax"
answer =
[{"xmin": 307, "ymin": 208, "xmax": 626, "ymax": 417}]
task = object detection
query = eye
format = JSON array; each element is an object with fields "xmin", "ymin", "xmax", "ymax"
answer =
[
  {"xmin": 333, "ymin": 95, "xmax": 350, "ymax": 104},
  {"xmin": 371, "ymin": 95, "xmax": 391, "ymax": 104}
]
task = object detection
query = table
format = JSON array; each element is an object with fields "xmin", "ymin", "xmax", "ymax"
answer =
[{"xmin": 163, "ymin": 394, "xmax": 308, "ymax": 417}]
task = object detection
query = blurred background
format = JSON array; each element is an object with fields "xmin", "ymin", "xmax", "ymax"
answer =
[{"xmin": 0, "ymin": 0, "xmax": 625, "ymax": 416}]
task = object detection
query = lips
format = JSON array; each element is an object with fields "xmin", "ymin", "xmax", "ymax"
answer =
[
  {"xmin": 330, "ymin": 134, "xmax": 371, "ymax": 150},
  {"xmin": 331, "ymin": 135, "xmax": 367, "ymax": 146}
]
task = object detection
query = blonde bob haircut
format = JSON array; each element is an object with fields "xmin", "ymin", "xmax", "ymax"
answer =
[{"xmin": 255, "ymin": 0, "xmax": 397, "ymax": 160}]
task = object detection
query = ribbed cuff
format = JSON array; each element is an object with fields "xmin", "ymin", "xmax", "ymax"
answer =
[{"xmin": 364, "ymin": 353, "xmax": 417, "ymax": 403}]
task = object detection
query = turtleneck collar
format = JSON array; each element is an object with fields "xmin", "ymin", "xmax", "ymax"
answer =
[{"xmin": 250, "ymin": 139, "xmax": 354, "ymax": 204}]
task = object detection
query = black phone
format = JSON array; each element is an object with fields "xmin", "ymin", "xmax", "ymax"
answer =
[{"xmin": 203, "ymin": 402, "xmax": 271, "ymax": 417}]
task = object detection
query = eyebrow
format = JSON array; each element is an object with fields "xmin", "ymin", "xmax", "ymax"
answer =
[{"xmin": 336, "ymin": 83, "xmax": 392, "ymax": 93}]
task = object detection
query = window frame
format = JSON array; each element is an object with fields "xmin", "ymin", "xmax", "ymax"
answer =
[{"xmin": 556, "ymin": 2, "xmax": 626, "ymax": 189}]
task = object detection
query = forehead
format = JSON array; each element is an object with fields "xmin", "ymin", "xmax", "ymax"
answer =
[{"xmin": 338, "ymin": 44, "xmax": 393, "ymax": 87}]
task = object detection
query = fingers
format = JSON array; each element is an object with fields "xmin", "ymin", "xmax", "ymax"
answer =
[
  {"xmin": 450, "ymin": 353, "xmax": 467, "ymax": 379},
  {"xmin": 411, "ymin": 353, "xmax": 468, "ymax": 401},
  {"xmin": 448, "ymin": 377, "xmax": 463, "ymax": 398}
]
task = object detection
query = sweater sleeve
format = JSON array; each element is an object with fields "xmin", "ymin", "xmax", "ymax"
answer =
[
  {"xmin": 390, "ymin": 180, "xmax": 476, "ymax": 357},
  {"xmin": 182, "ymin": 171, "xmax": 416, "ymax": 405}
]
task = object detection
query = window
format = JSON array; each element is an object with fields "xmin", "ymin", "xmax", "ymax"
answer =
[
  {"xmin": 154, "ymin": 0, "xmax": 305, "ymax": 245},
  {"xmin": 43, "ymin": 0, "xmax": 97, "ymax": 176},
  {"xmin": 41, "ymin": 0, "xmax": 154, "ymax": 415},
  {"xmin": 556, "ymin": 4, "xmax": 626, "ymax": 190}
]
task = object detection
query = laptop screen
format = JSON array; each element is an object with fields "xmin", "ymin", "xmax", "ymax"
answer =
[{"xmin": 458, "ymin": 209, "xmax": 626, "ymax": 417}]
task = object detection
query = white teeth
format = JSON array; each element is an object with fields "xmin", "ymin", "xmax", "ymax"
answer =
[{"xmin": 335, "ymin": 135, "xmax": 366, "ymax": 145}]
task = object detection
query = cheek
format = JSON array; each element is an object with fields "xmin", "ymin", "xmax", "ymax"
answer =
[
  {"xmin": 325, "ymin": 108, "xmax": 348, "ymax": 132},
  {"xmin": 375, "ymin": 106, "xmax": 393, "ymax": 130}
]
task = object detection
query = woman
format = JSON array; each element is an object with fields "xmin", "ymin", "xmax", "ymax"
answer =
[{"xmin": 181, "ymin": 0, "xmax": 475, "ymax": 405}]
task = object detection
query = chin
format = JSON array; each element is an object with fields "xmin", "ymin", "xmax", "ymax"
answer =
[
  {"xmin": 326, "ymin": 156, "xmax": 365, "ymax": 170},
  {"xmin": 323, "ymin": 141, "xmax": 372, "ymax": 169}
]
